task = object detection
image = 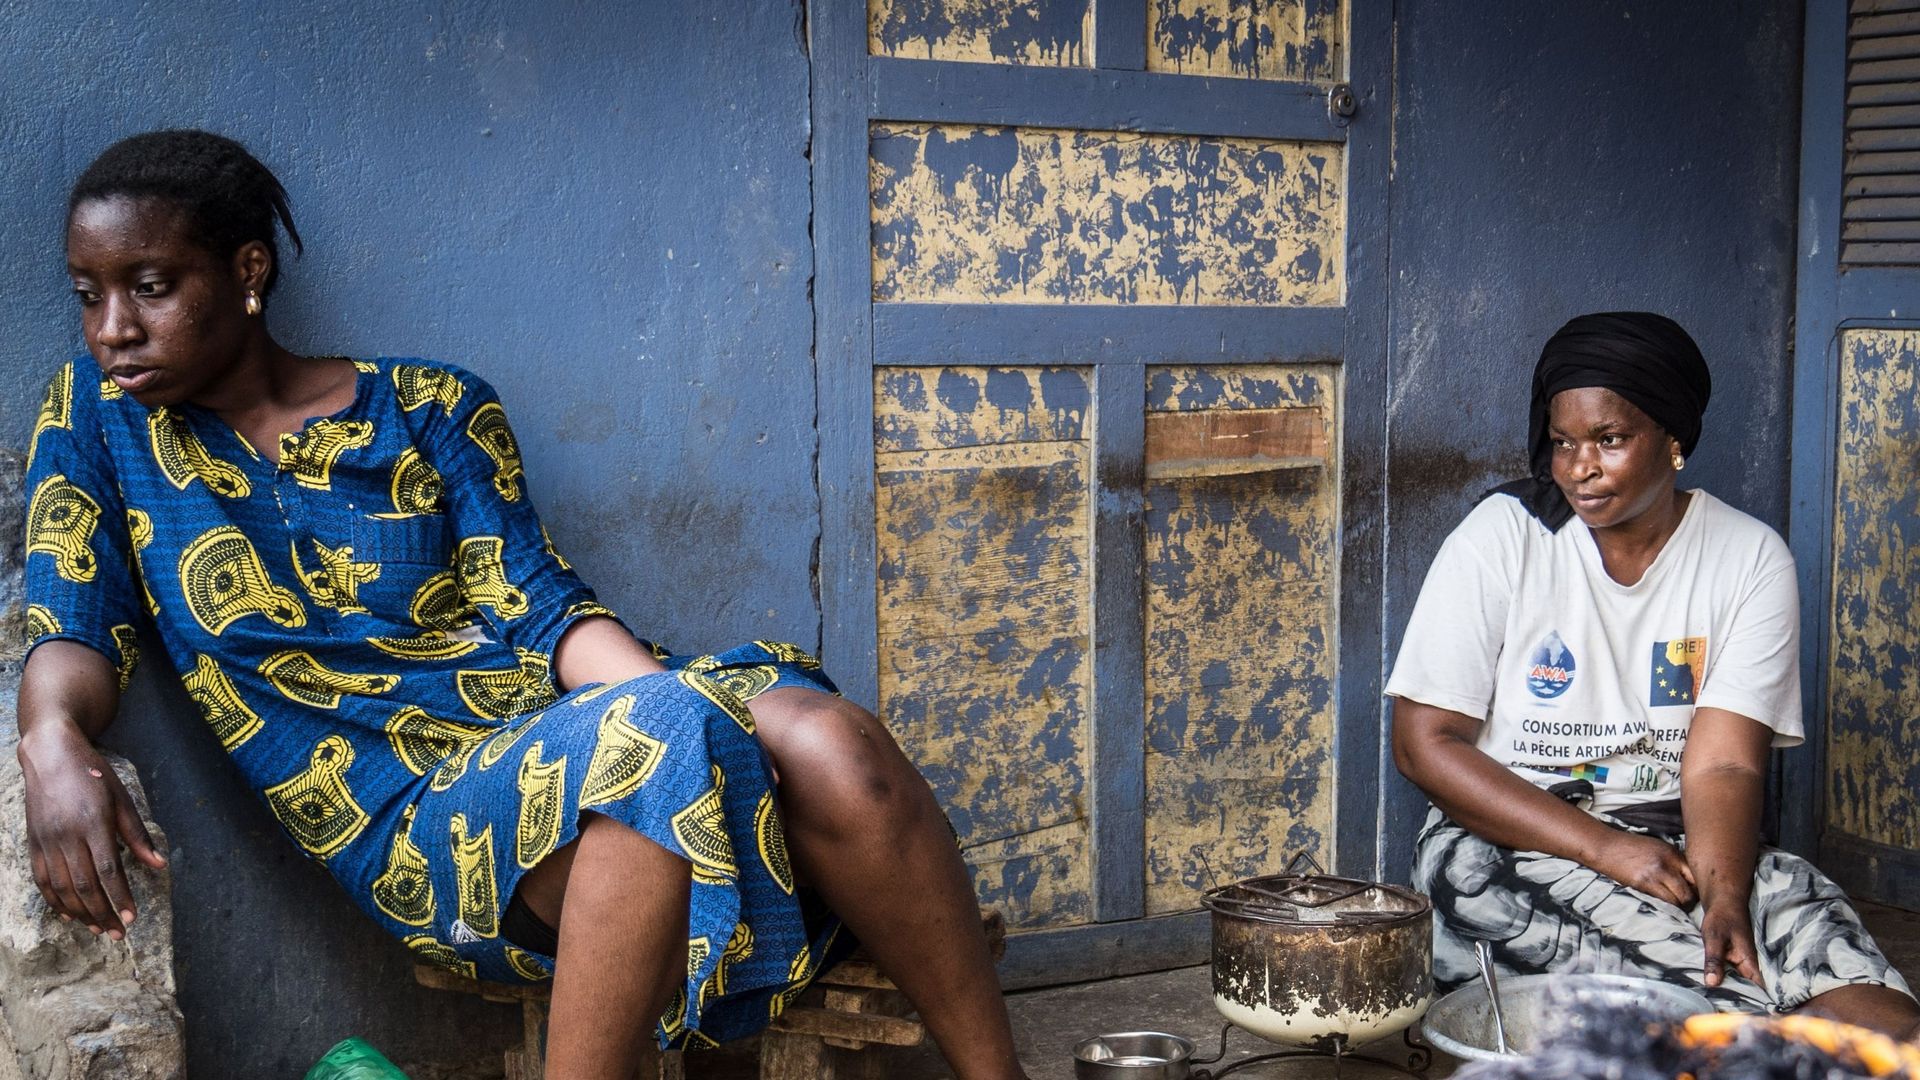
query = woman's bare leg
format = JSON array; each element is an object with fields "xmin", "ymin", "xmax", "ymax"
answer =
[
  {"xmin": 540, "ymin": 813, "xmax": 691, "ymax": 1080},
  {"xmin": 1795, "ymin": 983, "xmax": 1920, "ymax": 1040},
  {"xmin": 747, "ymin": 687, "xmax": 1028, "ymax": 1080}
]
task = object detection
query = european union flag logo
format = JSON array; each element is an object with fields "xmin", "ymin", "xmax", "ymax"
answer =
[{"xmin": 1650, "ymin": 637, "xmax": 1707, "ymax": 706}]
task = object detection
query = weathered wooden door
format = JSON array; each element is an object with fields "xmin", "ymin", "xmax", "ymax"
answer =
[
  {"xmin": 1784, "ymin": 0, "xmax": 1920, "ymax": 905},
  {"xmin": 811, "ymin": 0, "xmax": 1390, "ymax": 983}
]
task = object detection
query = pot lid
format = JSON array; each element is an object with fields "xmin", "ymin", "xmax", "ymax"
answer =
[{"xmin": 1201, "ymin": 853, "xmax": 1430, "ymax": 927}]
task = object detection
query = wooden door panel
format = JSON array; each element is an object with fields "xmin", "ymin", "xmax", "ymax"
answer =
[
  {"xmin": 870, "ymin": 0, "xmax": 1096, "ymax": 67},
  {"xmin": 1827, "ymin": 329, "xmax": 1920, "ymax": 850},
  {"xmin": 1147, "ymin": 0, "xmax": 1343, "ymax": 82},
  {"xmin": 875, "ymin": 365, "xmax": 1095, "ymax": 929},
  {"xmin": 870, "ymin": 123, "xmax": 1345, "ymax": 306},
  {"xmin": 1142, "ymin": 364, "xmax": 1337, "ymax": 913}
]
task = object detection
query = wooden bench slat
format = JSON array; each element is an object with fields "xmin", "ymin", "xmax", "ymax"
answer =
[{"xmin": 770, "ymin": 1006, "xmax": 927, "ymax": 1047}]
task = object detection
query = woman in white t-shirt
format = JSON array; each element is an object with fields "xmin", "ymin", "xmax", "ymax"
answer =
[{"xmin": 1389, "ymin": 312, "xmax": 1917, "ymax": 1036}]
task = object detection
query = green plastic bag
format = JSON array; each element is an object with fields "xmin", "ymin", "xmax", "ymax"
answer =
[{"xmin": 303, "ymin": 1037, "xmax": 411, "ymax": 1080}]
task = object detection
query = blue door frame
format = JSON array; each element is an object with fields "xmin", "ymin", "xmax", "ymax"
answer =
[{"xmin": 809, "ymin": 2, "xmax": 1393, "ymax": 984}]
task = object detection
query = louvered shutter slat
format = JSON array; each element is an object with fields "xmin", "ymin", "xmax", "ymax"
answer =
[
  {"xmin": 1846, "ymin": 9, "xmax": 1920, "ymax": 265},
  {"xmin": 1852, "ymin": 12, "xmax": 1920, "ymax": 38},
  {"xmin": 1854, "ymin": 0, "xmax": 1920, "ymax": 15}
]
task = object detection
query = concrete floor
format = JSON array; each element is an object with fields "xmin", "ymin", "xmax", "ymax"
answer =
[{"xmin": 686, "ymin": 901, "xmax": 1920, "ymax": 1079}]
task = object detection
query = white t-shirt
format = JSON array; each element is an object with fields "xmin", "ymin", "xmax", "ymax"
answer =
[{"xmin": 1385, "ymin": 490, "xmax": 1803, "ymax": 814}]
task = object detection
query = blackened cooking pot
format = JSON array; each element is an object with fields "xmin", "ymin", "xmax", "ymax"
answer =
[{"xmin": 1200, "ymin": 855, "xmax": 1433, "ymax": 1051}]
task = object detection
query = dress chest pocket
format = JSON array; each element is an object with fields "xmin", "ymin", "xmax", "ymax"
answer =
[
  {"xmin": 350, "ymin": 513, "xmax": 456, "ymax": 628},
  {"xmin": 354, "ymin": 513, "xmax": 453, "ymax": 568}
]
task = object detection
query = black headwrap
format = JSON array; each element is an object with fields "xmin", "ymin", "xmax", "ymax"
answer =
[{"xmin": 1487, "ymin": 311, "xmax": 1711, "ymax": 530}]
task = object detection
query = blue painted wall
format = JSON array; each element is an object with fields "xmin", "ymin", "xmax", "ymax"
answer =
[
  {"xmin": 1377, "ymin": 0, "xmax": 1805, "ymax": 880},
  {"xmin": 1, "ymin": 2, "xmax": 816, "ymax": 1074}
]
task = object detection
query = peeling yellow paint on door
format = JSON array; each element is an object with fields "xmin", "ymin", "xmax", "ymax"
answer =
[
  {"xmin": 874, "ymin": 365, "xmax": 1095, "ymax": 929},
  {"xmin": 1829, "ymin": 329, "xmax": 1920, "ymax": 848},
  {"xmin": 1147, "ymin": 0, "xmax": 1343, "ymax": 82},
  {"xmin": 870, "ymin": 0, "xmax": 1094, "ymax": 66},
  {"xmin": 871, "ymin": 124, "xmax": 1345, "ymax": 305},
  {"xmin": 1142, "ymin": 364, "xmax": 1337, "ymax": 914}
]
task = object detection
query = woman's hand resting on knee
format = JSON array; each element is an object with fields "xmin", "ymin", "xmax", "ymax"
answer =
[
  {"xmin": 1585, "ymin": 829, "xmax": 1697, "ymax": 909},
  {"xmin": 1699, "ymin": 902, "xmax": 1764, "ymax": 989}
]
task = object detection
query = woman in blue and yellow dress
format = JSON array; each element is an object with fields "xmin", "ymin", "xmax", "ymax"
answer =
[{"xmin": 17, "ymin": 129, "xmax": 1029, "ymax": 1080}]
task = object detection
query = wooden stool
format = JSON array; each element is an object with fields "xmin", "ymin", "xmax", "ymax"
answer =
[
  {"xmin": 410, "ymin": 965, "xmax": 683, "ymax": 1080},
  {"xmin": 760, "ymin": 909, "xmax": 1007, "ymax": 1080},
  {"xmin": 412, "ymin": 908, "xmax": 1005, "ymax": 1079}
]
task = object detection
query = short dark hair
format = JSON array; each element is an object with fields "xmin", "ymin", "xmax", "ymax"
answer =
[{"xmin": 69, "ymin": 129, "xmax": 302, "ymax": 294}]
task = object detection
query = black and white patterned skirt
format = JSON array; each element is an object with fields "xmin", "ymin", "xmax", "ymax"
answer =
[{"xmin": 1412, "ymin": 807, "xmax": 1913, "ymax": 1012}]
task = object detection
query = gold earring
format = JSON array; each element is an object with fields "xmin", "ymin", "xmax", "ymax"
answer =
[
  {"xmin": 244, "ymin": 291, "xmax": 262, "ymax": 317},
  {"xmin": 1672, "ymin": 452, "xmax": 1685, "ymax": 471}
]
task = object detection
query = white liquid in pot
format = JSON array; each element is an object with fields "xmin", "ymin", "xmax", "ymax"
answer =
[{"xmin": 1213, "ymin": 992, "xmax": 1433, "ymax": 1048}]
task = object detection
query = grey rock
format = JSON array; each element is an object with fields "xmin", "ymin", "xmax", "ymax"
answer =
[{"xmin": 1, "ymin": 445, "xmax": 184, "ymax": 1079}]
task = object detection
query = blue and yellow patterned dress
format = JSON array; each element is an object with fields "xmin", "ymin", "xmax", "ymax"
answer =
[{"xmin": 22, "ymin": 357, "xmax": 845, "ymax": 1049}]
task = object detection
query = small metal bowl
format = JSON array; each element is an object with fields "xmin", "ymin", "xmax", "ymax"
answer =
[
  {"xmin": 1072, "ymin": 1031, "xmax": 1195, "ymax": 1079},
  {"xmin": 1421, "ymin": 972, "xmax": 1716, "ymax": 1062}
]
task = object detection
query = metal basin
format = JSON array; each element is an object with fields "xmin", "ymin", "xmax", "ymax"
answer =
[
  {"xmin": 1072, "ymin": 1031, "xmax": 1194, "ymax": 1078},
  {"xmin": 1421, "ymin": 972, "xmax": 1716, "ymax": 1062}
]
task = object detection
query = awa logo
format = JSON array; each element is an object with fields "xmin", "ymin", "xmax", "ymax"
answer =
[{"xmin": 1526, "ymin": 631, "xmax": 1576, "ymax": 699}]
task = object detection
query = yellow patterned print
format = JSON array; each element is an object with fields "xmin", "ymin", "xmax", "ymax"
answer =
[
  {"xmin": 371, "ymin": 805, "xmax": 436, "ymax": 927},
  {"xmin": 27, "ymin": 475, "xmax": 102, "ymax": 583},
  {"xmin": 182, "ymin": 654, "xmax": 265, "ymax": 751},
  {"xmin": 680, "ymin": 670, "xmax": 756, "ymax": 735},
  {"xmin": 290, "ymin": 538, "xmax": 380, "ymax": 614},
  {"xmin": 148, "ymin": 410, "xmax": 251, "ymax": 498},
  {"xmin": 389, "ymin": 447, "xmax": 444, "ymax": 515},
  {"xmin": 126, "ymin": 508, "xmax": 159, "ymax": 615},
  {"xmin": 367, "ymin": 632, "xmax": 478, "ymax": 660},
  {"xmin": 702, "ymin": 920, "xmax": 756, "ymax": 1012},
  {"xmin": 540, "ymin": 524, "xmax": 572, "ymax": 571},
  {"xmin": 109, "ymin": 624, "xmax": 139, "ymax": 691},
  {"xmin": 264, "ymin": 735, "xmax": 370, "ymax": 859},
  {"xmin": 755, "ymin": 640, "xmax": 822, "ymax": 669},
  {"xmin": 405, "ymin": 934, "xmax": 477, "ymax": 980},
  {"xmin": 516, "ymin": 742, "xmax": 566, "ymax": 869},
  {"xmin": 565, "ymin": 600, "xmax": 616, "ymax": 622},
  {"xmin": 770, "ymin": 943, "xmax": 816, "ymax": 1020},
  {"xmin": 714, "ymin": 664, "xmax": 780, "ymax": 703},
  {"xmin": 178, "ymin": 526, "xmax": 307, "ymax": 635},
  {"xmin": 393, "ymin": 364, "xmax": 465, "ymax": 415},
  {"xmin": 29, "ymin": 364, "xmax": 71, "ymax": 468},
  {"xmin": 478, "ymin": 711, "xmax": 540, "ymax": 770},
  {"xmin": 99, "ymin": 377, "xmax": 123, "ymax": 401},
  {"xmin": 571, "ymin": 678, "xmax": 625, "ymax": 704},
  {"xmin": 505, "ymin": 947, "xmax": 551, "ymax": 980},
  {"xmin": 277, "ymin": 418, "xmax": 374, "ymax": 490},
  {"xmin": 449, "ymin": 813, "xmax": 500, "ymax": 940},
  {"xmin": 456, "ymin": 648, "xmax": 557, "ymax": 720},
  {"xmin": 672, "ymin": 764, "xmax": 737, "ymax": 885},
  {"xmin": 454, "ymin": 536, "xmax": 529, "ymax": 618},
  {"xmin": 465, "ymin": 402, "xmax": 524, "ymax": 501},
  {"xmin": 579, "ymin": 694, "xmax": 669, "ymax": 808},
  {"xmin": 25, "ymin": 604, "xmax": 60, "ymax": 648},
  {"xmin": 384, "ymin": 706, "xmax": 492, "ymax": 781},
  {"xmin": 756, "ymin": 791, "xmax": 794, "ymax": 895},
  {"xmin": 408, "ymin": 571, "xmax": 479, "ymax": 631},
  {"xmin": 126, "ymin": 507, "xmax": 153, "ymax": 549},
  {"xmin": 687, "ymin": 935, "xmax": 713, "ymax": 982},
  {"xmin": 662, "ymin": 988, "xmax": 689, "ymax": 1041},
  {"xmin": 260, "ymin": 650, "xmax": 399, "ymax": 708},
  {"xmin": 352, "ymin": 359, "xmax": 379, "ymax": 374}
]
